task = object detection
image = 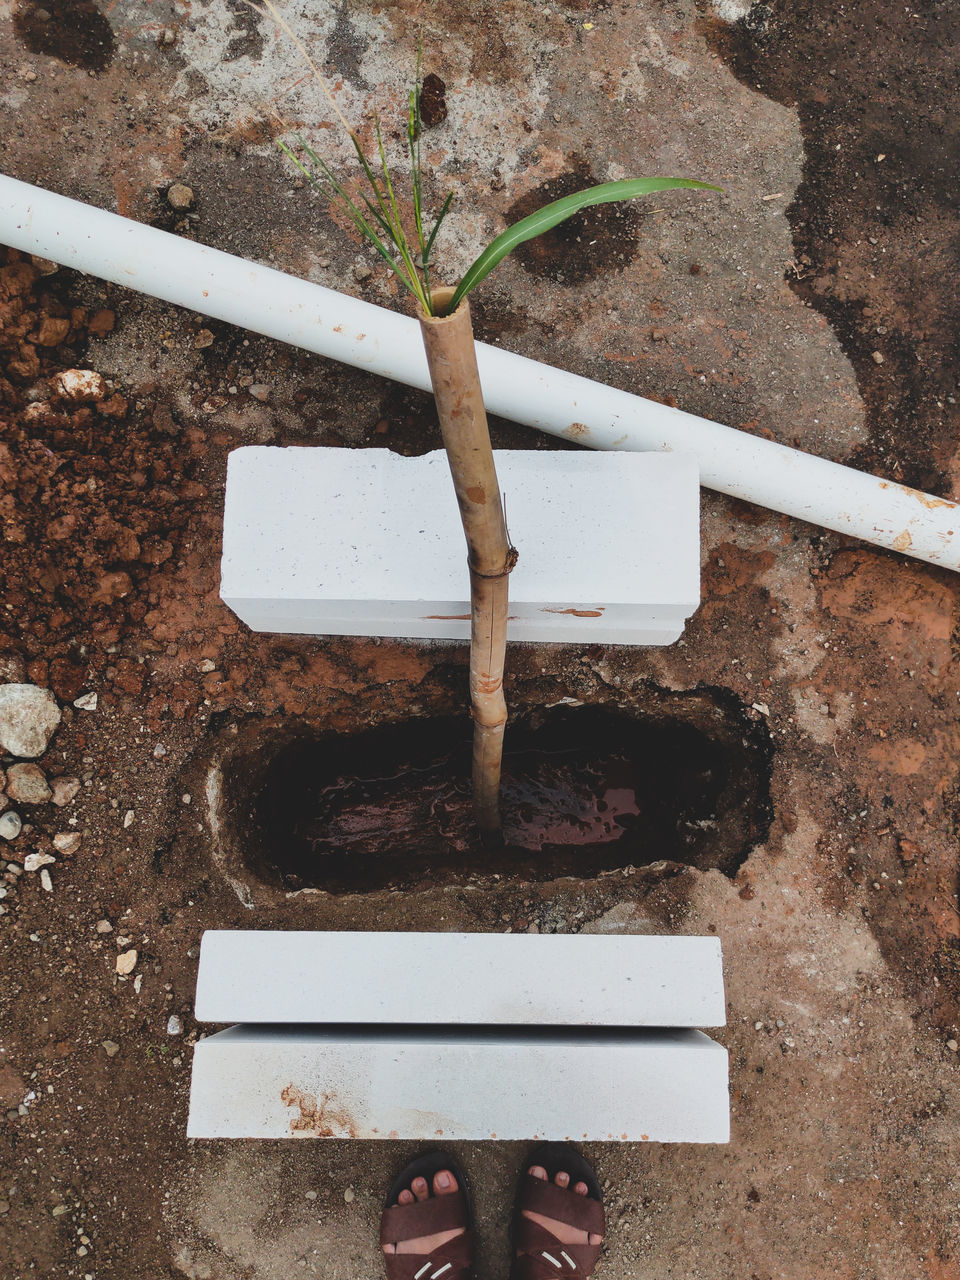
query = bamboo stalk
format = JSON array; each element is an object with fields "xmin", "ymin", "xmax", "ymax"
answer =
[{"xmin": 418, "ymin": 286, "xmax": 517, "ymax": 833}]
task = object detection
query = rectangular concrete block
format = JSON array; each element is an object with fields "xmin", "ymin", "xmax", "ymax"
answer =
[
  {"xmin": 187, "ymin": 1025, "xmax": 730, "ymax": 1142},
  {"xmin": 220, "ymin": 447, "xmax": 700, "ymax": 644},
  {"xmin": 194, "ymin": 931, "xmax": 726, "ymax": 1028}
]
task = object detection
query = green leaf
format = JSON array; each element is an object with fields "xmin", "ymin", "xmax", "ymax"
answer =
[{"xmin": 446, "ymin": 177, "xmax": 722, "ymax": 313}]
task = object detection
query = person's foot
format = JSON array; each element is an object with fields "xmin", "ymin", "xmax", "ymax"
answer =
[
  {"xmin": 381, "ymin": 1166, "xmax": 466, "ymax": 1259},
  {"xmin": 522, "ymin": 1165, "xmax": 603, "ymax": 1250}
]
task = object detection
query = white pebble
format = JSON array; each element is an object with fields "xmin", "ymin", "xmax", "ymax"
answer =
[
  {"xmin": 0, "ymin": 811, "xmax": 22, "ymax": 841},
  {"xmin": 24, "ymin": 852, "xmax": 55, "ymax": 871},
  {"xmin": 166, "ymin": 1015, "xmax": 183, "ymax": 1036},
  {"xmin": 40, "ymin": 869, "xmax": 53, "ymax": 892}
]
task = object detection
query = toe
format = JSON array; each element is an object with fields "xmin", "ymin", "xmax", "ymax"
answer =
[
  {"xmin": 555, "ymin": 1171, "xmax": 570, "ymax": 1189},
  {"xmin": 412, "ymin": 1176, "xmax": 429, "ymax": 1202},
  {"xmin": 573, "ymin": 1181, "xmax": 588, "ymax": 1196},
  {"xmin": 398, "ymin": 1188, "xmax": 415, "ymax": 1206},
  {"xmin": 589, "ymin": 1232, "xmax": 602, "ymax": 1246},
  {"xmin": 529, "ymin": 1165, "xmax": 548, "ymax": 1181},
  {"xmin": 433, "ymin": 1169, "xmax": 458, "ymax": 1196}
]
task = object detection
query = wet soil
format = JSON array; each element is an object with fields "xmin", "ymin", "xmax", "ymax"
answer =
[
  {"xmin": 506, "ymin": 157, "xmax": 645, "ymax": 285},
  {"xmin": 13, "ymin": 0, "xmax": 115, "ymax": 73},
  {"xmin": 252, "ymin": 703, "xmax": 773, "ymax": 892},
  {"xmin": 705, "ymin": 0, "xmax": 960, "ymax": 494}
]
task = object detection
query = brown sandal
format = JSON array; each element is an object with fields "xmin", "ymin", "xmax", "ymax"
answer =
[
  {"xmin": 510, "ymin": 1143, "xmax": 605, "ymax": 1280},
  {"xmin": 380, "ymin": 1151, "xmax": 474, "ymax": 1280}
]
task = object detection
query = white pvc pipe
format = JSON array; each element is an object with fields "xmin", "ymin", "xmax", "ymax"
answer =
[{"xmin": 1, "ymin": 172, "xmax": 956, "ymax": 570}]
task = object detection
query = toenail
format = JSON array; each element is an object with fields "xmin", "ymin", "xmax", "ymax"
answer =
[{"xmin": 437, "ymin": 1172, "xmax": 452, "ymax": 1189}]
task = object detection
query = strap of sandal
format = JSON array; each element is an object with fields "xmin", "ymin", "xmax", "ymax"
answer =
[
  {"xmin": 383, "ymin": 1230, "xmax": 473, "ymax": 1280},
  {"xmin": 381, "ymin": 1191, "xmax": 469, "ymax": 1244},
  {"xmin": 510, "ymin": 1176, "xmax": 604, "ymax": 1280},
  {"xmin": 512, "ymin": 1219, "xmax": 602, "ymax": 1279},
  {"xmin": 516, "ymin": 1175, "xmax": 604, "ymax": 1237}
]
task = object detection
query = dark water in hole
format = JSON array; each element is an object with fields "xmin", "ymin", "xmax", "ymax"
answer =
[{"xmin": 253, "ymin": 706, "xmax": 761, "ymax": 893}]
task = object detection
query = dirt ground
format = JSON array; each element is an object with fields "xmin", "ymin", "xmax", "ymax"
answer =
[{"xmin": 1, "ymin": 1, "xmax": 959, "ymax": 1278}]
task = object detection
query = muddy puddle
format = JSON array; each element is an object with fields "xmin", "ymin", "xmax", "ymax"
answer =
[{"xmin": 249, "ymin": 702, "xmax": 771, "ymax": 893}]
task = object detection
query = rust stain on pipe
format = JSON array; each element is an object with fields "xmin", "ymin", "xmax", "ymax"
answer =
[
  {"xmin": 543, "ymin": 606, "xmax": 605, "ymax": 618},
  {"xmin": 878, "ymin": 480, "xmax": 958, "ymax": 511}
]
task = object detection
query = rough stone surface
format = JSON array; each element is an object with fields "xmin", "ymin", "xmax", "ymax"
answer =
[
  {"xmin": 53, "ymin": 368, "xmax": 107, "ymax": 403},
  {"xmin": 4, "ymin": 762, "xmax": 52, "ymax": 804},
  {"xmin": 0, "ymin": 684, "xmax": 61, "ymax": 758},
  {"xmin": 49, "ymin": 776, "xmax": 81, "ymax": 807}
]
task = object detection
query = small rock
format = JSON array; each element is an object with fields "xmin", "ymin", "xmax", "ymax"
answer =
[
  {"xmin": 249, "ymin": 384, "xmax": 271, "ymax": 402},
  {"xmin": 102, "ymin": 1040, "xmax": 120, "ymax": 1057},
  {"xmin": 73, "ymin": 692, "xmax": 98, "ymax": 711},
  {"xmin": 871, "ymin": 350, "xmax": 884, "ymax": 365},
  {"xmin": 167, "ymin": 182, "xmax": 195, "ymax": 210},
  {"xmin": 160, "ymin": 25, "xmax": 177, "ymax": 45},
  {"xmin": 352, "ymin": 263, "xmax": 372, "ymax": 283},
  {"xmin": 153, "ymin": 743, "xmax": 167, "ymax": 758},
  {"xmin": 40, "ymin": 868, "xmax": 53, "ymax": 892},
  {"xmin": 305, "ymin": 1190, "xmax": 318, "ymax": 1200},
  {"xmin": 52, "ymin": 832, "xmax": 81, "ymax": 855},
  {"xmin": 116, "ymin": 949, "xmax": 138, "ymax": 975},
  {"xmin": 51, "ymin": 1204, "xmax": 69, "ymax": 1217},
  {"xmin": 50, "ymin": 776, "xmax": 81, "ymax": 807},
  {"xmin": 948, "ymin": 1039, "xmax": 958, "ymax": 1053},
  {"xmin": 123, "ymin": 810, "xmax": 134, "ymax": 828},
  {"xmin": 198, "ymin": 659, "xmax": 216, "ymax": 673},
  {"xmin": 0, "ymin": 812, "xmax": 22, "ymax": 841},
  {"xmin": 95, "ymin": 919, "xmax": 113, "ymax": 934},
  {"xmin": 87, "ymin": 308, "xmax": 116, "ymax": 337},
  {"xmin": 343, "ymin": 1188, "xmax": 355, "ymax": 1203},
  {"xmin": 193, "ymin": 328, "xmax": 215, "ymax": 350},
  {"xmin": 23, "ymin": 852, "xmax": 55, "ymax": 872},
  {"xmin": 54, "ymin": 369, "xmax": 106, "ymax": 402},
  {"xmin": 5, "ymin": 763, "xmax": 52, "ymax": 804},
  {"xmin": 0, "ymin": 683, "xmax": 62, "ymax": 758},
  {"xmin": 30, "ymin": 255, "xmax": 58, "ymax": 275},
  {"xmin": 167, "ymin": 1015, "xmax": 183, "ymax": 1036}
]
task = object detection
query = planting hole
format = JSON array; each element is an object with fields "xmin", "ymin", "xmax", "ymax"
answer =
[{"xmin": 237, "ymin": 700, "xmax": 771, "ymax": 894}]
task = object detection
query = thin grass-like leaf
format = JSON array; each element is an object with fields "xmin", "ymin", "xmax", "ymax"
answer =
[
  {"xmin": 447, "ymin": 177, "xmax": 721, "ymax": 312},
  {"xmin": 278, "ymin": 139, "xmax": 423, "ymax": 300},
  {"xmin": 423, "ymin": 190, "xmax": 455, "ymax": 262}
]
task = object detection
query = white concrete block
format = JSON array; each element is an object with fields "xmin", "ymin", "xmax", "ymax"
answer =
[
  {"xmin": 220, "ymin": 447, "xmax": 700, "ymax": 644},
  {"xmin": 194, "ymin": 930, "xmax": 726, "ymax": 1028},
  {"xmin": 187, "ymin": 1025, "xmax": 730, "ymax": 1142}
]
